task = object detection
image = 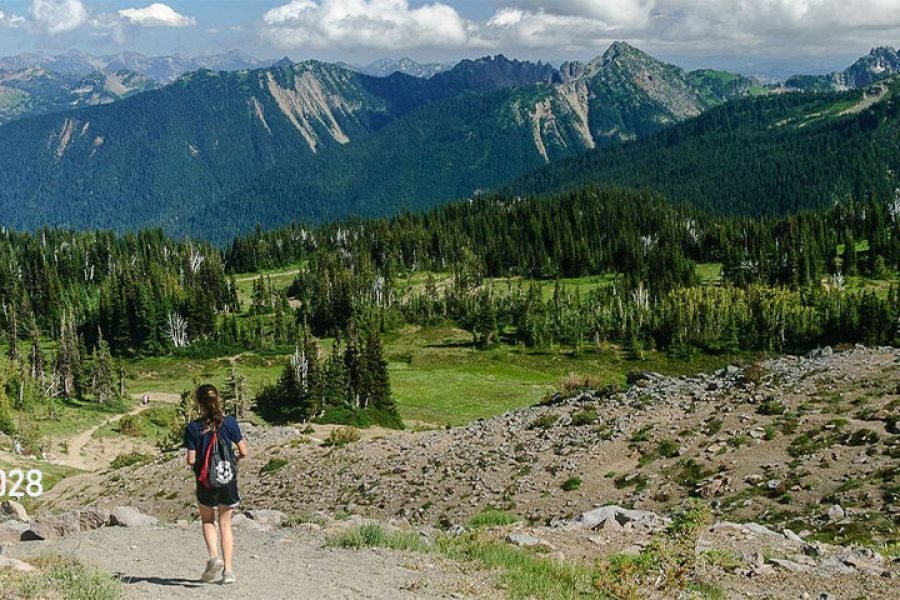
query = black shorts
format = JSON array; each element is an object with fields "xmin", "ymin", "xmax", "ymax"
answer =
[{"xmin": 196, "ymin": 478, "xmax": 240, "ymax": 508}]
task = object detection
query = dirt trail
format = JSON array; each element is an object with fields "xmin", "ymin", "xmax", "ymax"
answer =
[
  {"xmin": 8, "ymin": 525, "xmax": 486, "ymax": 599},
  {"xmin": 62, "ymin": 393, "xmax": 181, "ymax": 471},
  {"xmin": 840, "ymin": 83, "xmax": 888, "ymax": 115}
]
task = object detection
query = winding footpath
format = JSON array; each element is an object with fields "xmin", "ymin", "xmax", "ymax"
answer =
[{"xmin": 62, "ymin": 393, "xmax": 181, "ymax": 471}]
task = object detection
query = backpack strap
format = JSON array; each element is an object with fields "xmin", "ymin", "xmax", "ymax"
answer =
[{"xmin": 197, "ymin": 429, "xmax": 217, "ymax": 488}]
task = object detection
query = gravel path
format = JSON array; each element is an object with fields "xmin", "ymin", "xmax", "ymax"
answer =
[{"xmin": 8, "ymin": 525, "xmax": 484, "ymax": 599}]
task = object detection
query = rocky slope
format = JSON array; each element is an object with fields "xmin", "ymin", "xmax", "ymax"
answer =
[
  {"xmin": 42, "ymin": 347, "xmax": 898, "ymax": 544},
  {"xmin": 8, "ymin": 346, "xmax": 898, "ymax": 598}
]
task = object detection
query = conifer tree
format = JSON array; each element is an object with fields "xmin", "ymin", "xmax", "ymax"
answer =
[
  {"xmin": 364, "ymin": 330, "xmax": 395, "ymax": 416},
  {"xmin": 91, "ymin": 330, "xmax": 117, "ymax": 404}
]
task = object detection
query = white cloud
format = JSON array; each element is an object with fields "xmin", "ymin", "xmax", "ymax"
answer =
[
  {"xmin": 262, "ymin": 0, "xmax": 470, "ymax": 50},
  {"xmin": 29, "ymin": 0, "xmax": 87, "ymax": 34},
  {"xmin": 257, "ymin": 0, "xmax": 900, "ymax": 55},
  {"xmin": 516, "ymin": 0, "xmax": 655, "ymax": 29},
  {"xmin": 118, "ymin": 3, "xmax": 196, "ymax": 28},
  {"xmin": 0, "ymin": 10, "xmax": 26, "ymax": 28}
]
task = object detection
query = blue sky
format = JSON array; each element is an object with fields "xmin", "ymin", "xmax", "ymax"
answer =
[{"xmin": 1, "ymin": 1, "xmax": 898, "ymax": 77}]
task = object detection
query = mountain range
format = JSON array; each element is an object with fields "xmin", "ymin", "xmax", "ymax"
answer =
[
  {"xmin": 0, "ymin": 43, "xmax": 761, "ymax": 240},
  {"xmin": 358, "ymin": 58, "xmax": 451, "ymax": 78},
  {"xmin": 785, "ymin": 46, "xmax": 900, "ymax": 91},
  {"xmin": 0, "ymin": 67, "xmax": 156, "ymax": 125},
  {"xmin": 0, "ymin": 49, "xmax": 270, "ymax": 83},
  {"xmin": 0, "ymin": 44, "xmax": 897, "ymax": 241},
  {"xmin": 511, "ymin": 78, "xmax": 900, "ymax": 216}
]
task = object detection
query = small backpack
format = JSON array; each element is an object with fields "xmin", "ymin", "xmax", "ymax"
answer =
[{"xmin": 198, "ymin": 425, "xmax": 236, "ymax": 489}]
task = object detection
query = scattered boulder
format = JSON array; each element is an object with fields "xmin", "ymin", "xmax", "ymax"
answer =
[
  {"xmin": 245, "ymin": 509, "xmax": 286, "ymax": 530},
  {"xmin": 0, "ymin": 519, "xmax": 29, "ymax": 544},
  {"xmin": 109, "ymin": 506, "xmax": 158, "ymax": 528},
  {"xmin": 0, "ymin": 557, "xmax": 36, "ymax": 572},
  {"xmin": 21, "ymin": 512, "xmax": 82, "ymax": 541},
  {"xmin": 783, "ymin": 529, "xmax": 804, "ymax": 543},
  {"xmin": 569, "ymin": 505, "xmax": 668, "ymax": 531},
  {"xmin": 827, "ymin": 504, "xmax": 845, "ymax": 521},
  {"xmin": 506, "ymin": 533, "xmax": 543, "ymax": 547},
  {"xmin": 769, "ymin": 557, "xmax": 812, "ymax": 573},
  {"xmin": 77, "ymin": 508, "xmax": 110, "ymax": 532},
  {"xmin": 231, "ymin": 513, "xmax": 265, "ymax": 531},
  {"xmin": 0, "ymin": 500, "xmax": 29, "ymax": 522}
]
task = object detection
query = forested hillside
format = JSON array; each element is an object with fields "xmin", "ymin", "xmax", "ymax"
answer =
[
  {"xmin": 0, "ymin": 44, "xmax": 753, "ymax": 240},
  {"xmin": 0, "ymin": 67, "xmax": 156, "ymax": 124},
  {"xmin": 512, "ymin": 78, "xmax": 900, "ymax": 215}
]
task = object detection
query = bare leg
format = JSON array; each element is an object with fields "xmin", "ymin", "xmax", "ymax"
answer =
[
  {"xmin": 219, "ymin": 506, "xmax": 234, "ymax": 572},
  {"xmin": 199, "ymin": 504, "xmax": 219, "ymax": 559}
]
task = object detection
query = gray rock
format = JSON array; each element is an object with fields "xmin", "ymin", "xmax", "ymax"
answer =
[
  {"xmin": 245, "ymin": 509, "xmax": 286, "ymax": 530},
  {"xmin": 77, "ymin": 508, "xmax": 110, "ymax": 531},
  {"xmin": 0, "ymin": 500, "xmax": 28, "ymax": 522},
  {"xmin": 571, "ymin": 505, "xmax": 668, "ymax": 530},
  {"xmin": 506, "ymin": 533, "xmax": 542, "ymax": 547},
  {"xmin": 769, "ymin": 558, "xmax": 812, "ymax": 572},
  {"xmin": 109, "ymin": 506, "xmax": 158, "ymax": 528},
  {"xmin": 741, "ymin": 522, "xmax": 782, "ymax": 537},
  {"xmin": 827, "ymin": 504, "xmax": 845, "ymax": 521},
  {"xmin": 21, "ymin": 511, "xmax": 82, "ymax": 540},
  {"xmin": 0, "ymin": 557, "xmax": 36, "ymax": 572},
  {"xmin": 231, "ymin": 513, "xmax": 265, "ymax": 530},
  {"xmin": 0, "ymin": 519, "xmax": 29, "ymax": 544},
  {"xmin": 783, "ymin": 529, "xmax": 804, "ymax": 543}
]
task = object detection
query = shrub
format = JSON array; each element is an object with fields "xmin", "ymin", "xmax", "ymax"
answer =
[
  {"xmin": 0, "ymin": 555, "xmax": 122, "ymax": 600},
  {"xmin": 109, "ymin": 452, "xmax": 152, "ymax": 470},
  {"xmin": 260, "ymin": 457, "xmax": 289, "ymax": 475},
  {"xmin": 557, "ymin": 372, "xmax": 606, "ymax": 397},
  {"xmin": 844, "ymin": 428, "xmax": 880, "ymax": 446},
  {"xmin": 561, "ymin": 477, "xmax": 583, "ymax": 491},
  {"xmin": 318, "ymin": 407, "xmax": 404, "ymax": 430},
  {"xmin": 570, "ymin": 410, "xmax": 597, "ymax": 427},
  {"xmin": 467, "ymin": 510, "xmax": 520, "ymax": 529},
  {"xmin": 323, "ymin": 426, "xmax": 361, "ymax": 447},
  {"xmin": 329, "ymin": 523, "xmax": 426, "ymax": 552},
  {"xmin": 117, "ymin": 415, "xmax": 141, "ymax": 436},
  {"xmin": 630, "ymin": 424, "xmax": 654, "ymax": 443},
  {"xmin": 657, "ymin": 440, "xmax": 679, "ymax": 458},
  {"xmin": 743, "ymin": 361, "xmax": 766, "ymax": 385},
  {"xmin": 757, "ymin": 397, "xmax": 785, "ymax": 416},
  {"xmin": 528, "ymin": 414, "xmax": 559, "ymax": 430}
]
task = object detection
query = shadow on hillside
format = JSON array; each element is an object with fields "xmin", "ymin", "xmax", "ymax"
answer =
[{"xmin": 117, "ymin": 574, "xmax": 203, "ymax": 589}]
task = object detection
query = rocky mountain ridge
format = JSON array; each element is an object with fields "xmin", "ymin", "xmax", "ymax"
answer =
[
  {"xmin": 786, "ymin": 46, "xmax": 900, "ymax": 91},
  {"xmin": 0, "ymin": 66, "xmax": 156, "ymax": 125}
]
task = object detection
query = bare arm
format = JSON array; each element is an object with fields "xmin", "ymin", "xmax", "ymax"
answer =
[
  {"xmin": 186, "ymin": 449, "xmax": 196, "ymax": 467},
  {"xmin": 236, "ymin": 440, "xmax": 249, "ymax": 461}
]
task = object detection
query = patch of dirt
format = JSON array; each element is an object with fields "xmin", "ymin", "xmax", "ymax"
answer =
[{"xmin": 7, "ymin": 524, "xmax": 491, "ymax": 599}]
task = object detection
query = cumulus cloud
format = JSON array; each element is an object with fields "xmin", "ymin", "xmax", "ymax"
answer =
[
  {"xmin": 259, "ymin": 0, "xmax": 900, "ymax": 57},
  {"xmin": 29, "ymin": 0, "xmax": 87, "ymax": 34},
  {"xmin": 262, "ymin": 0, "xmax": 470, "ymax": 50},
  {"xmin": 118, "ymin": 3, "xmax": 196, "ymax": 28},
  {"xmin": 0, "ymin": 10, "xmax": 27, "ymax": 28}
]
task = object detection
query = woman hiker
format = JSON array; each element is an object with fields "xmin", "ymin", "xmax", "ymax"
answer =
[{"xmin": 184, "ymin": 384, "xmax": 249, "ymax": 584}]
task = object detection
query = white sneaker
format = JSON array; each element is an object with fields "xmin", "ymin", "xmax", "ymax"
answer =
[
  {"xmin": 222, "ymin": 570, "xmax": 237, "ymax": 585},
  {"xmin": 200, "ymin": 557, "xmax": 223, "ymax": 583}
]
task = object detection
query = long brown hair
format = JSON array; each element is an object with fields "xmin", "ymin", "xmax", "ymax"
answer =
[{"xmin": 196, "ymin": 384, "xmax": 224, "ymax": 429}]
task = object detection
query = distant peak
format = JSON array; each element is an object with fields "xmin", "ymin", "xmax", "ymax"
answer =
[
  {"xmin": 601, "ymin": 41, "xmax": 646, "ymax": 63},
  {"xmin": 274, "ymin": 57, "xmax": 294, "ymax": 67}
]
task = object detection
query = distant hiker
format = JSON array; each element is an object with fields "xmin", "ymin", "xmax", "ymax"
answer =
[
  {"xmin": 184, "ymin": 384, "xmax": 249, "ymax": 585},
  {"xmin": 142, "ymin": 394, "xmax": 150, "ymax": 406},
  {"xmin": 13, "ymin": 437, "xmax": 21, "ymax": 455}
]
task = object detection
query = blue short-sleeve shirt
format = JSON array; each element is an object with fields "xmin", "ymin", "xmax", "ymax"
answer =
[{"xmin": 183, "ymin": 416, "xmax": 242, "ymax": 475}]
